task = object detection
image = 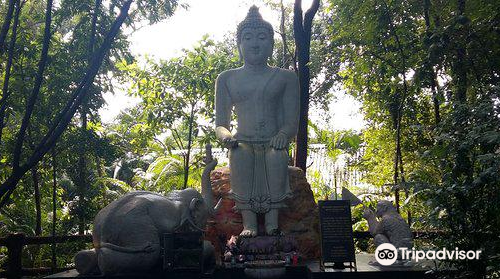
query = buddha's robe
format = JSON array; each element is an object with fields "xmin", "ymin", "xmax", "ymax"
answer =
[{"xmin": 215, "ymin": 67, "xmax": 298, "ymax": 213}]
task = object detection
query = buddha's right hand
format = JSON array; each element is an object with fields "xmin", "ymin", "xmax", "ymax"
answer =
[
  {"xmin": 216, "ymin": 126, "xmax": 235, "ymax": 147},
  {"xmin": 270, "ymin": 131, "xmax": 288, "ymax": 150}
]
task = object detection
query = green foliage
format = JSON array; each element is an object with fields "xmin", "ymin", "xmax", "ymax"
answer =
[
  {"xmin": 132, "ymin": 154, "xmax": 201, "ymax": 193},
  {"xmin": 324, "ymin": 0, "xmax": 500, "ymax": 276},
  {"xmin": 309, "ymin": 121, "xmax": 362, "ymax": 160},
  {"xmin": 0, "ymin": 0, "xmax": 180, "ymax": 270},
  {"xmin": 264, "ymin": 0, "xmax": 337, "ymax": 110},
  {"xmin": 308, "ymin": 170, "xmax": 332, "ymax": 201},
  {"xmin": 116, "ymin": 37, "xmax": 239, "ymax": 188},
  {"xmin": 120, "ymin": 37, "xmax": 239, "ymax": 131}
]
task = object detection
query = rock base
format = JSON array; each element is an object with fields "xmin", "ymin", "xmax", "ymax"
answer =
[
  {"xmin": 205, "ymin": 166, "xmax": 321, "ymax": 261},
  {"xmin": 222, "ymin": 235, "xmax": 298, "ymax": 264}
]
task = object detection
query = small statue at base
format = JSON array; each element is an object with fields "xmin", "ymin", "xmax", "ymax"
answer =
[
  {"xmin": 363, "ymin": 200, "xmax": 413, "ymax": 254},
  {"xmin": 223, "ymin": 235, "xmax": 299, "ymax": 265}
]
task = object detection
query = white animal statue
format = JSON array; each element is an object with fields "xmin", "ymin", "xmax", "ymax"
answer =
[{"xmin": 363, "ymin": 200, "xmax": 413, "ymax": 252}]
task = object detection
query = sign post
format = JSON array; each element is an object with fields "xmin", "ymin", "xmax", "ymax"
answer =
[{"xmin": 318, "ymin": 200, "xmax": 357, "ymax": 271}]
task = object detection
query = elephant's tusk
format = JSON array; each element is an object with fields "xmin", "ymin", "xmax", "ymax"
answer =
[{"xmin": 213, "ymin": 197, "xmax": 223, "ymax": 214}]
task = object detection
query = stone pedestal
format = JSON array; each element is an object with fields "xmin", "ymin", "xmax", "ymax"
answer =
[{"xmin": 205, "ymin": 166, "xmax": 321, "ymax": 260}]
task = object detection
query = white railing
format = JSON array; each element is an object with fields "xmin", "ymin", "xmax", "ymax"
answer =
[{"xmin": 306, "ymin": 144, "xmax": 371, "ymax": 198}]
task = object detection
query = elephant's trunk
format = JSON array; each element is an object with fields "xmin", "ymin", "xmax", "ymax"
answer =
[{"xmin": 201, "ymin": 144, "xmax": 220, "ymax": 215}]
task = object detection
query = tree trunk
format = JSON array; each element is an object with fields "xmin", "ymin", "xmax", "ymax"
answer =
[
  {"xmin": 430, "ymin": 73, "xmax": 441, "ymax": 125},
  {"xmin": 455, "ymin": 0, "xmax": 467, "ymax": 105},
  {"xmin": 393, "ymin": 111, "xmax": 401, "ymax": 213},
  {"xmin": 398, "ymin": 154, "xmax": 411, "ymax": 226},
  {"xmin": 183, "ymin": 104, "xmax": 195, "ymax": 189},
  {"xmin": 381, "ymin": 0, "xmax": 410, "ymax": 214},
  {"xmin": 0, "ymin": 0, "xmax": 21, "ymax": 155},
  {"xmin": 95, "ymin": 154, "xmax": 103, "ymax": 177},
  {"xmin": 76, "ymin": 0, "xmax": 101, "ymax": 233},
  {"xmin": 279, "ymin": 0, "xmax": 289, "ymax": 69},
  {"xmin": 0, "ymin": 0, "xmax": 15, "ymax": 54},
  {"xmin": 89, "ymin": 0, "xmax": 101, "ymax": 55},
  {"xmin": 0, "ymin": 0, "xmax": 134, "ymax": 208},
  {"xmin": 77, "ymin": 111, "xmax": 87, "ymax": 234},
  {"xmin": 51, "ymin": 147, "xmax": 57, "ymax": 269},
  {"xmin": 423, "ymin": 0, "xmax": 441, "ymax": 125},
  {"xmin": 293, "ymin": 0, "xmax": 320, "ymax": 172},
  {"xmin": 12, "ymin": 0, "xmax": 53, "ymax": 169},
  {"xmin": 294, "ymin": 51, "xmax": 310, "ymax": 172},
  {"xmin": 88, "ymin": 1, "xmax": 101, "ymax": 165},
  {"xmin": 31, "ymin": 165, "xmax": 42, "ymax": 235},
  {"xmin": 452, "ymin": 0, "xmax": 472, "ymax": 181}
]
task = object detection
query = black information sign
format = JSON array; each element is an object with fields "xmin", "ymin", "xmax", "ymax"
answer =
[{"xmin": 318, "ymin": 200, "xmax": 356, "ymax": 269}]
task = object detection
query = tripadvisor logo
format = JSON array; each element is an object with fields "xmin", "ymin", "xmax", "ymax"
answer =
[
  {"xmin": 375, "ymin": 243, "xmax": 398, "ymax": 266},
  {"xmin": 375, "ymin": 243, "xmax": 482, "ymax": 266}
]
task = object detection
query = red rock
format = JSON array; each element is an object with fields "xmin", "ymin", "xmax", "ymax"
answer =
[
  {"xmin": 280, "ymin": 167, "xmax": 321, "ymax": 260},
  {"xmin": 205, "ymin": 166, "xmax": 321, "ymax": 260}
]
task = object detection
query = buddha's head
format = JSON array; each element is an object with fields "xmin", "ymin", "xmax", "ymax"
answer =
[{"xmin": 236, "ymin": 6, "xmax": 274, "ymax": 65}]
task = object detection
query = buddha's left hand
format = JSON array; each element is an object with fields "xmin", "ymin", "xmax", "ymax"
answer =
[{"xmin": 270, "ymin": 131, "xmax": 287, "ymax": 150}]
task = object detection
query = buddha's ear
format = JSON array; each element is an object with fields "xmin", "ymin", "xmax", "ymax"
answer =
[
  {"xmin": 237, "ymin": 44, "xmax": 243, "ymax": 62},
  {"xmin": 267, "ymin": 40, "xmax": 274, "ymax": 60}
]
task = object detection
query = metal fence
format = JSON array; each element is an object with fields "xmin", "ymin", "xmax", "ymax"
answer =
[{"xmin": 305, "ymin": 144, "xmax": 370, "ymax": 198}]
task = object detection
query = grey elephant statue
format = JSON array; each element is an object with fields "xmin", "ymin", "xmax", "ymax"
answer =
[{"xmin": 74, "ymin": 145, "xmax": 220, "ymax": 275}]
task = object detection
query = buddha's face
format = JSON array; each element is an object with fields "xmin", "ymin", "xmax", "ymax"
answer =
[{"xmin": 239, "ymin": 27, "xmax": 273, "ymax": 66}]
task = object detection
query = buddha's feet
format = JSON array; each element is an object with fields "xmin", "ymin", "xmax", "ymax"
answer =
[{"xmin": 240, "ymin": 229, "xmax": 257, "ymax": 238}]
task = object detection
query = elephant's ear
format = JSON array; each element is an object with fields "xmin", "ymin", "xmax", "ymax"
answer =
[
  {"xmin": 189, "ymin": 198, "xmax": 203, "ymax": 213},
  {"xmin": 187, "ymin": 198, "xmax": 208, "ymax": 231}
]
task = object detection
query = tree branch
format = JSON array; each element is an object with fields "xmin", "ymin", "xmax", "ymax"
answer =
[
  {"xmin": 303, "ymin": 0, "xmax": 320, "ymax": 35},
  {"xmin": 0, "ymin": 0, "xmax": 21, "ymax": 152},
  {"xmin": 0, "ymin": 0, "xmax": 134, "ymax": 205},
  {"xmin": 279, "ymin": 0, "xmax": 289, "ymax": 68},
  {"xmin": 293, "ymin": 0, "xmax": 304, "ymax": 45},
  {"xmin": 26, "ymin": 0, "xmax": 134, "ymax": 169},
  {"xmin": 12, "ymin": 0, "xmax": 53, "ymax": 169},
  {"xmin": 172, "ymin": 128, "xmax": 185, "ymax": 150},
  {"xmin": 0, "ymin": 0, "xmax": 15, "ymax": 54},
  {"xmin": 153, "ymin": 136, "xmax": 168, "ymax": 151}
]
